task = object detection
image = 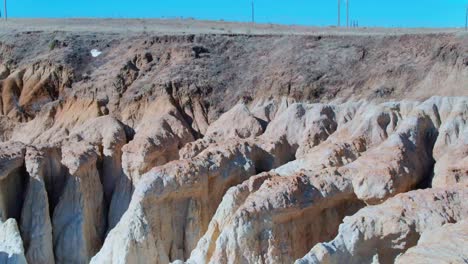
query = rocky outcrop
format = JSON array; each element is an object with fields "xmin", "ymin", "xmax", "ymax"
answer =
[
  {"xmin": 344, "ymin": 112, "xmax": 436, "ymax": 205},
  {"xmin": 68, "ymin": 116, "xmax": 128, "ymax": 231},
  {"xmin": 91, "ymin": 139, "xmax": 283, "ymax": 264},
  {"xmin": 0, "ymin": 65, "xmax": 10, "ymax": 80},
  {"xmin": 179, "ymin": 102, "xmax": 271, "ymax": 160},
  {"xmin": 0, "ymin": 219, "xmax": 27, "ymax": 264},
  {"xmin": 9, "ymin": 117, "xmax": 128, "ymax": 264},
  {"xmin": 395, "ymin": 220, "xmax": 468, "ymax": 264},
  {"xmin": 186, "ymin": 170, "xmax": 364, "ymax": 264},
  {"xmin": 108, "ymin": 96, "xmax": 194, "ymax": 230},
  {"xmin": 183, "ymin": 97, "xmax": 466, "ymax": 264},
  {"xmin": 296, "ymin": 187, "xmax": 467, "ymax": 264},
  {"xmin": 432, "ymin": 141, "xmax": 468, "ymax": 188},
  {"xmin": 183, "ymin": 103, "xmax": 396, "ymax": 263},
  {"xmin": 120, "ymin": 97, "xmax": 194, "ymax": 182},
  {"xmin": 0, "ymin": 62, "xmax": 72, "ymax": 121},
  {"xmin": 431, "ymin": 97, "xmax": 468, "ymax": 188},
  {"xmin": 261, "ymin": 103, "xmax": 339, "ymax": 157},
  {"xmin": 0, "ymin": 27, "xmax": 466, "ymax": 264},
  {"xmin": 0, "ymin": 96, "xmax": 464, "ymax": 264},
  {"xmin": 20, "ymin": 146, "xmax": 63, "ymax": 264},
  {"xmin": 69, "ymin": 116, "xmax": 127, "ymax": 202},
  {"xmin": 0, "ymin": 142, "xmax": 26, "ymax": 222},
  {"xmin": 53, "ymin": 143, "xmax": 106, "ymax": 264},
  {"xmin": 205, "ymin": 103, "xmax": 264, "ymax": 140},
  {"xmin": 10, "ymin": 97, "xmax": 102, "ymax": 145}
]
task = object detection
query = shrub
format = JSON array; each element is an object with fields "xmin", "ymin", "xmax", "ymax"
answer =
[{"xmin": 49, "ymin": 39, "xmax": 58, "ymax": 51}]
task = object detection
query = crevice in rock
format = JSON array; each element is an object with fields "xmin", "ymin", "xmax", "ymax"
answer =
[
  {"xmin": 122, "ymin": 124, "xmax": 136, "ymax": 142},
  {"xmin": 283, "ymin": 197, "xmax": 366, "ymax": 261},
  {"xmin": 414, "ymin": 121, "xmax": 439, "ymax": 190},
  {"xmin": 40, "ymin": 149, "xmax": 67, "ymax": 219},
  {"xmin": 0, "ymin": 166, "xmax": 27, "ymax": 222},
  {"xmin": 164, "ymin": 83, "xmax": 204, "ymax": 140},
  {"xmin": 254, "ymin": 116, "xmax": 269, "ymax": 132},
  {"xmin": 95, "ymin": 144, "xmax": 110, "ymax": 236},
  {"xmin": 52, "ymin": 143, "xmax": 106, "ymax": 264},
  {"xmin": 92, "ymin": 137, "xmax": 296, "ymax": 263},
  {"xmin": 416, "ymin": 160, "xmax": 436, "ymax": 190}
]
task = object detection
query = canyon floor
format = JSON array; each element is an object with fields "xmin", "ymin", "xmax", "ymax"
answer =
[{"xmin": 0, "ymin": 19, "xmax": 467, "ymax": 264}]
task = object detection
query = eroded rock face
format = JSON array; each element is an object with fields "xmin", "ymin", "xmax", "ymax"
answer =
[
  {"xmin": 68, "ymin": 116, "xmax": 128, "ymax": 231},
  {"xmin": 0, "ymin": 95, "xmax": 465, "ymax": 264},
  {"xmin": 108, "ymin": 96, "xmax": 195, "ymax": 230},
  {"xmin": 10, "ymin": 98, "xmax": 102, "ymax": 145},
  {"xmin": 69, "ymin": 116, "xmax": 127, "ymax": 201},
  {"xmin": 53, "ymin": 142, "xmax": 106, "ymax": 264},
  {"xmin": 0, "ymin": 142, "xmax": 26, "ymax": 222},
  {"xmin": 431, "ymin": 98, "xmax": 468, "ymax": 188},
  {"xmin": 184, "ymin": 99, "xmax": 445, "ymax": 264},
  {"xmin": 296, "ymin": 187, "xmax": 468, "ymax": 264},
  {"xmin": 93, "ymin": 97, "xmax": 468, "ymax": 264},
  {"xmin": 20, "ymin": 146, "xmax": 63, "ymax": 264},
  {"xmin": 91, "ymin": 140, "xmax": 282, "ymax": 264},
  {"xmin": 343, "ymin": 112, "xmax": 437, "ymax": 205},
  {"xmin": 433, "ymin": 140, "xmax": 468, "ymax": 188},
  {"xmin": 186, "ymin": 171, "xmax": 364, "ymax": 264},
  {"xmin": 0, "ymin": 62, "xmax": 72, "ymax": 121},
  {"xmin": 0, "ymin": 219, "xmax": 27, "ymax": 264},
  {"xmin": 205, "ymin": 103, "xmax": 264, "ymax": 141},
  {"xmin": 395, "ymin": 220, "xmax": 468, "ymax": 264},
  {"xmin": 121, "ymin": 97, "xmax": 194, "ymax": 182},
  {"xmin": 0, "ymin": 29, "xmax": 466, "ymax": 264}
]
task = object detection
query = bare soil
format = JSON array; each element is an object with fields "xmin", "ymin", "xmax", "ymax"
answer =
[{"xmin": 0, "ymin": 19, "xmax": 466, "ymax": 123}]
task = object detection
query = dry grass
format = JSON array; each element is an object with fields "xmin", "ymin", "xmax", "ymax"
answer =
[{"xmin": 0, "ymin": 18, "xmax": 465, "ymax": 36}]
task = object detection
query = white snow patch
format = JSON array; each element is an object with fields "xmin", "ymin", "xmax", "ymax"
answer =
[{"xmin": 91, "ymin": 49, "xmax": 102, "ymax": 57}]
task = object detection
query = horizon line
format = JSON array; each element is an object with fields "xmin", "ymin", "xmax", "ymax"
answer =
[{"xmin": 1, "ymin": 17, "xmax": 465, "ymax": 30}]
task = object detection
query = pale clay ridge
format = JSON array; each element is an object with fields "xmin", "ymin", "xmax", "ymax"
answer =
[
  {"xmin": 395, "ymin": 220, "xmax": 468, "ymax": 264},
  {"xmin": 0, "ymin": 95, "xmax": 465, "ymax": 264},
  {"xmin": 295, "ymin": 187, "xmax": 468, "ymax": 264},
  {"xmin": 93, "ymin": 98, "xmax": 466, "ymax": 263},
  {"xmin": 182, "ymin": 98, "xmax": 449, "ymax": 264}
]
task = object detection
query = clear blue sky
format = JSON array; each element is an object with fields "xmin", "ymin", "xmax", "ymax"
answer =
[{"xmin": 5, "ymin": 0, "xmax": 468, "ymax": 28}]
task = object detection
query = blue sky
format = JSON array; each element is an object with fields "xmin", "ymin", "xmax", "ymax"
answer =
[{"xmin": 5, "ymin": 0, "xmax": 468, "ymax": 28}]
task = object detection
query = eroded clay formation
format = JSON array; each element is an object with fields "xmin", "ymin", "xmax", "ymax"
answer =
[{"xmin": 0, "ymin": 30, "xmax": 466, "ymax": 264}]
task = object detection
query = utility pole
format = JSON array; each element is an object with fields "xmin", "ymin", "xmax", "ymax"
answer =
[
  {"xmin": 251, "ymin": 0, "xmax": 255, "ymax": 23},
  {"xmin": 338, "ymin": 0, "xmax": 341, "ymax": 27},
  {"xmin": 3, "ymin": 0, "xmax": 6, "ymax": 21},
  {"xmin": 346, "ymin": 0, "xmax": 349, "ymax": 27}
]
